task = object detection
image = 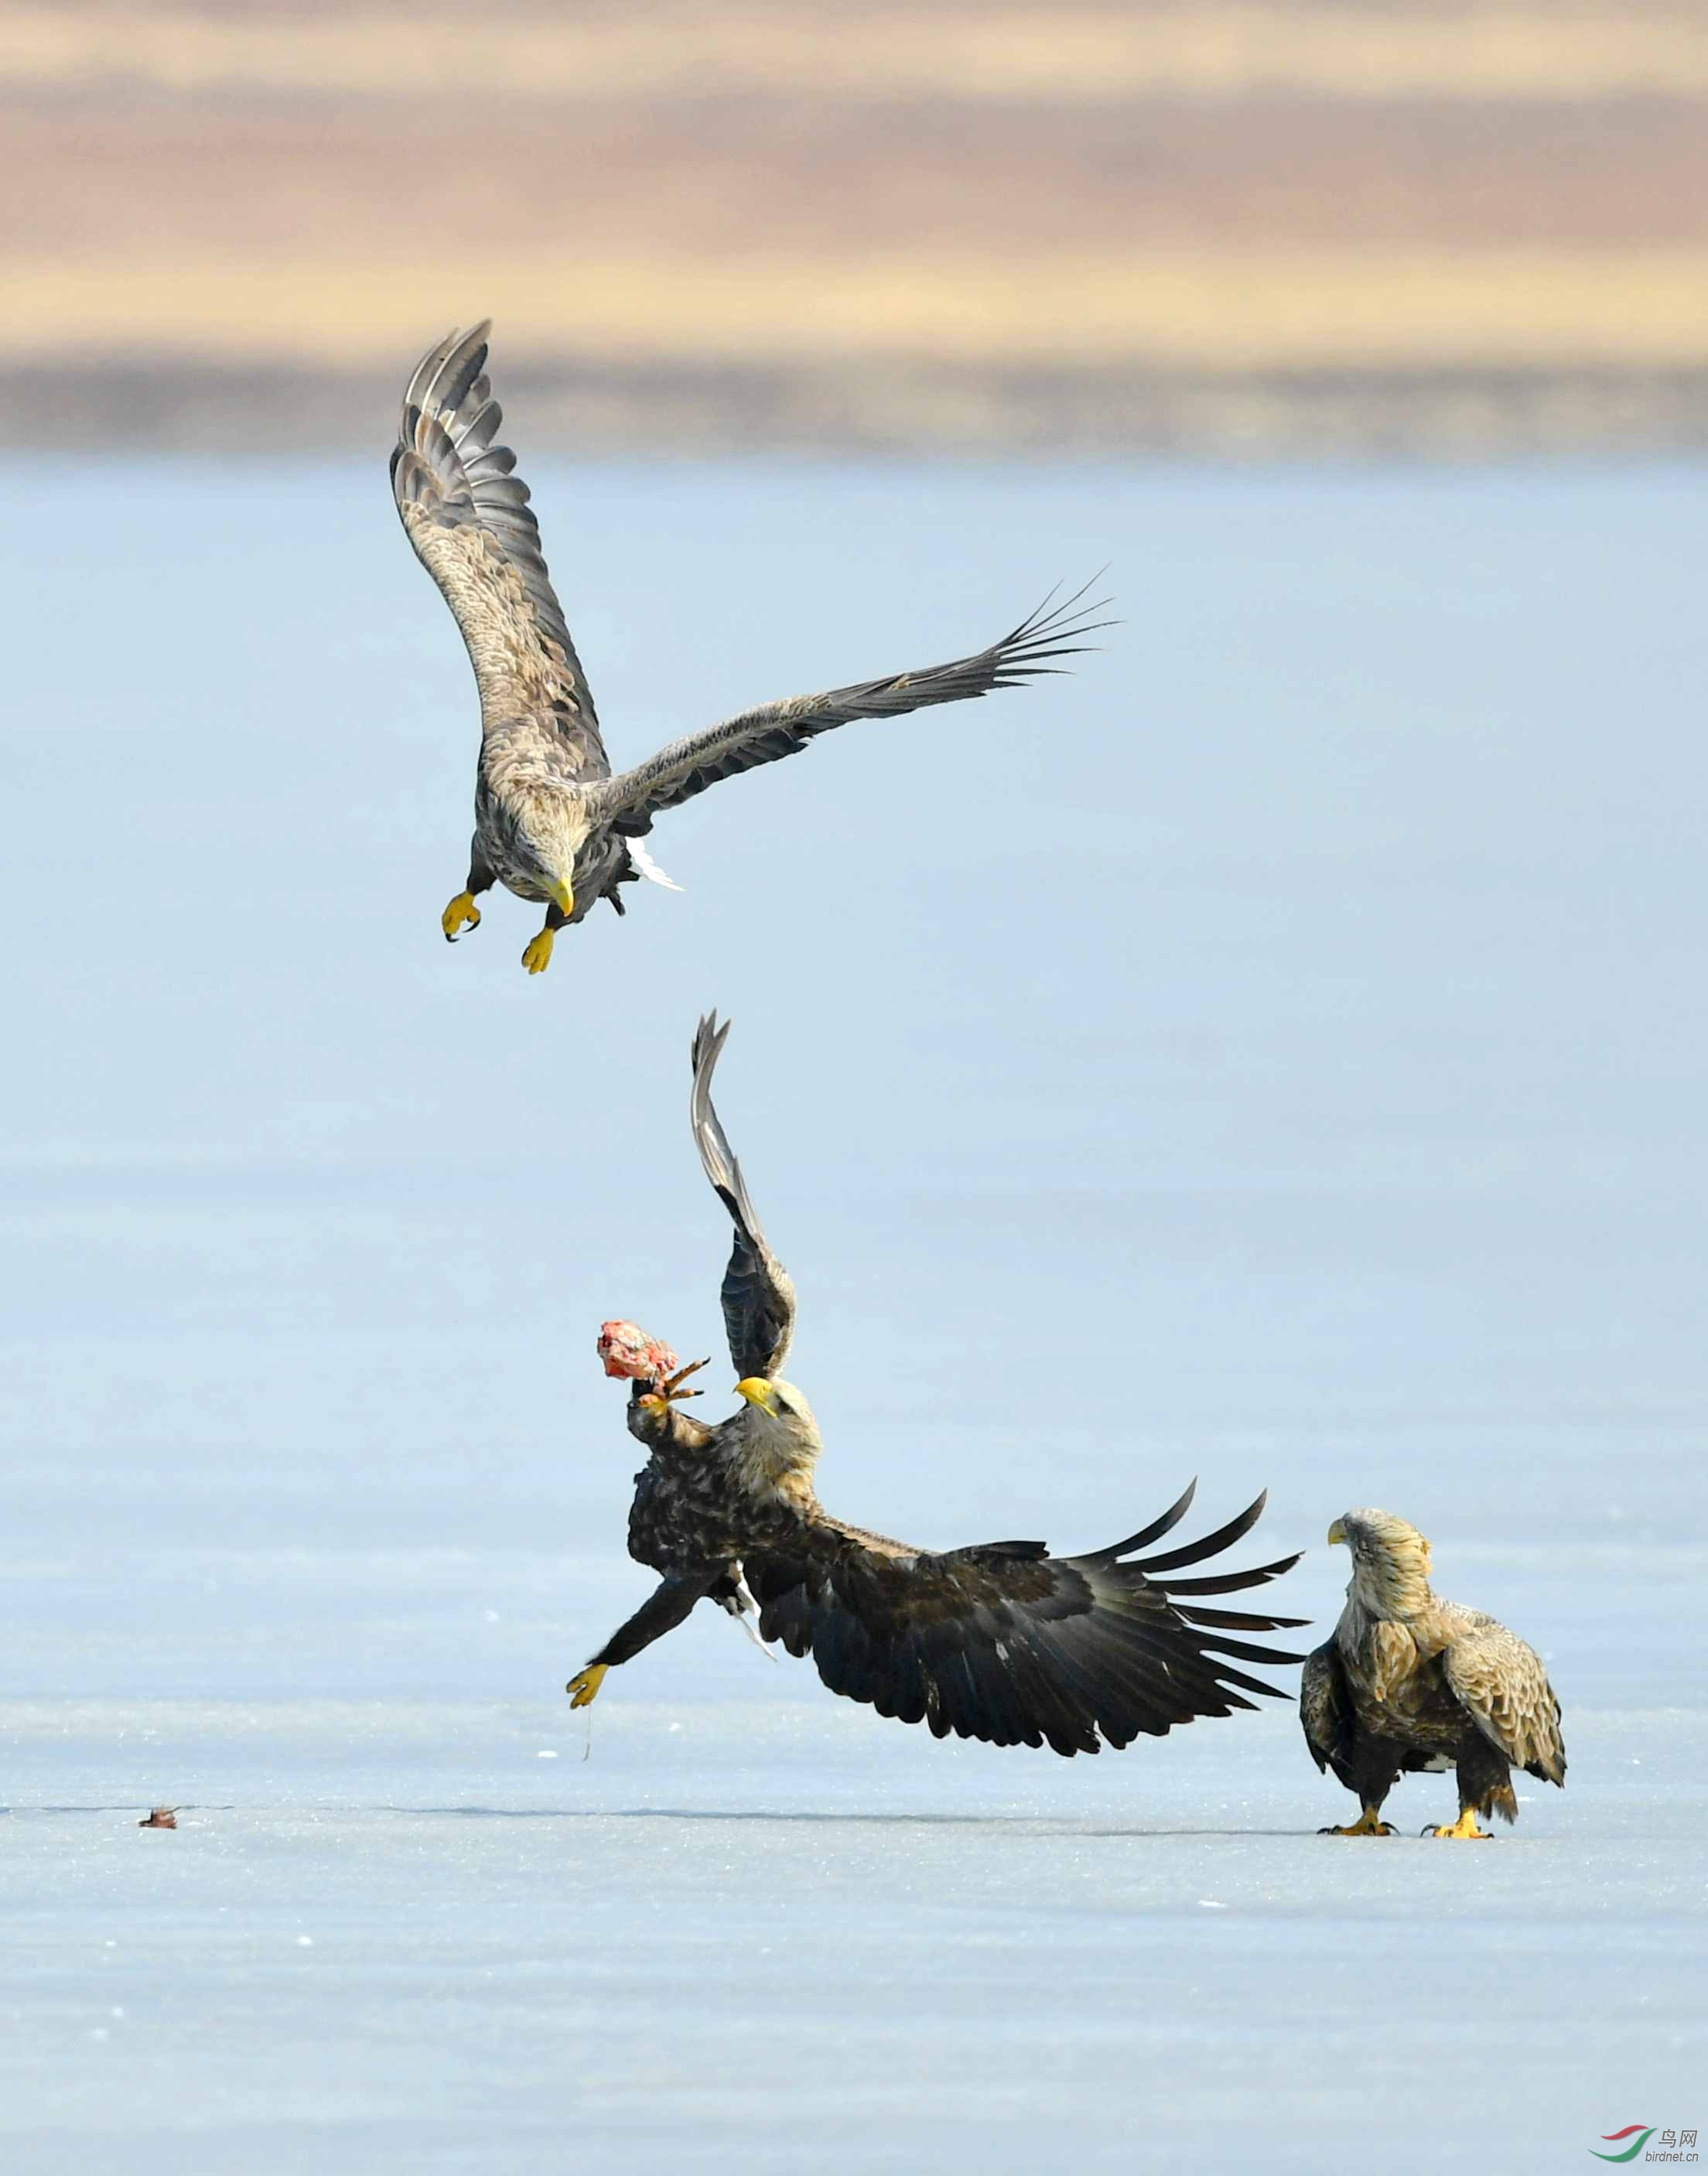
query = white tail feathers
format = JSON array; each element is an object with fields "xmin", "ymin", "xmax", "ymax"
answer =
[
  {"xmin": 627, "ymin": 837, "xmax": 684, "ymax": 891},
  {"xmin": 720, "ymin": 1566, "xmax": 777, "ymax": 1658}
]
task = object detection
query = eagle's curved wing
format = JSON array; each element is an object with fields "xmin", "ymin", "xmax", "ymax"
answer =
[
  {"xmin": 1442, "ymin": 1615, "xmax": 1567, "ymax": 1785},
  {"xmin": 691, "ymin": 1013, "xmax": 796, "ymax": 1380},
  {"xmin": 746, "ymin": 1482, "xmax": 1307, "ymax": 1757},
  {"xmin": 392, "ymin": 322, "xmax": 608, "ymax": 778},
  {"xmin": 1300, "ymin": 1638, "xmax": 1358, "ymax": 1786},
  {"xmin": 587, "ymin": 586, "xmax": 1108, "ymax": 836}
]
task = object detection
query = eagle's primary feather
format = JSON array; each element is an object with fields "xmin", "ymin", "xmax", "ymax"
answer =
[{"xmin": 393, "ymin": 321, "xmax": 605, "ymax": 770}]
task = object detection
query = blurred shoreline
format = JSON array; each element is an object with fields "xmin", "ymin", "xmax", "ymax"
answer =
[
  {"xmin": 13, "ymin": 0, "xmax": 1708, "ymax": 456},
  {"xmin": 20, "ymin": 357, "xmax": 1708, "ymax": 458}
]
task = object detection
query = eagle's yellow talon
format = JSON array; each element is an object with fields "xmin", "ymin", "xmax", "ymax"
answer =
[
  {"xmin": 1320, "ymin": 1809, "xmax": 1395, "ymax": 1836},
  {"xmin": 1424, "ymin": 1809, "xmax": 1493, "ymax": 1840},
  {"xmin": 654, "ymin": 1357, "xmax": 709, "ymax": 1405},
  {"xmin": 522, "ymin": 927, "xmax": 555, "ymax": 975},
  {"xmin": 566, "ymin": 1663, "xmax": 607, "ymax": 1709},
  {"xmin": 442, "ymin": 891, "xmax": 482, "ymax": 941}
]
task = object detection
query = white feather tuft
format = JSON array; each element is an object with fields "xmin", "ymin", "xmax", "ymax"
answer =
[
  {"xmin": 720, "ymin": 1565, "xmax": 777, "ymax": 1659},
  {"xmin": 627, "ymin": 836, "xmax": 684, "ymax": 891}
]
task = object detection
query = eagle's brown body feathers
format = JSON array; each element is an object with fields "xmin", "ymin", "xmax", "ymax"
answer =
[
  {"xmin": 623, "ymin": 1403, "xmax": 827, "ymax": 1574},
  {"xmin": 1303, "ymin": 1508, "xmax": 1566, "ymax": 1835}
]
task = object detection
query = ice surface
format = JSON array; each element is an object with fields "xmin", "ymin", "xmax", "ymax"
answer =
[
  {"xmin": 1, "ymin": 459, "xmax": 1704, "ymax": 2171},
  {"xmin": 4, "ymin": 1693, "xmax": 1704, "ymax": 2176}
]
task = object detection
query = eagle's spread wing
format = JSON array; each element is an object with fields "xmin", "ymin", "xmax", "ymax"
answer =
[
  {"xmin": 691, "ymin": 1013, "xmax": 796, "ymax": 1380},
  {"xmin": 587, "ymin": 586, "xmax": 1108, "ymax": 836},
  {"xmin": 745, "ymin": 1482, "xmax": 1307, "ymax": 1756},
  {"xmin": 1441, "ymin": 1614, "xmax": 1567, "ymax": 1785},
  {"xmin": 392, "ymin": 322, "xmax": 609, "ymax": 778}
]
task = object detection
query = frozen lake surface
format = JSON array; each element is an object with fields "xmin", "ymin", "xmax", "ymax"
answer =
[
  {"xmin": 2, "ymin": 457, "xmax": 1705, "ymax": 2170},
  {"xmin": 5, "ymin": 1696, "xmax": 1704, "ymax": 2176}
]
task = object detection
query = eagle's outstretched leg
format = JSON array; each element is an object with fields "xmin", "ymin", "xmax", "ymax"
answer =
[
  {"xmin": 1319, "ymin": 1805, "xmax": 1396, "ymax": 1836},
  {"xmin": 1423, "ymin": 1806, "xmax": 1494, "ymax": 1840},
  {"xmin": 521, "ymin": 890, "xmax": 574, "ymax": 976},
  {"xmin": 639, "ymin": 1358, "xmax": 709, "ymax": 1410},
  {"xmin": 566, "ymin": 1567, "xmax": 723, "ymax": 1707},
  {"xmin": 626, "ymin": 1383, "xmax": 716, "ymax": 1456},
  {"xmin": 442, "ymin": 847, "xmax": 494, "ymax": 944}
]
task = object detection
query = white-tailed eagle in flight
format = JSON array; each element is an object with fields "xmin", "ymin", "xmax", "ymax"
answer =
[
  {"xmin": 393, "ymin": 325, "xmax": 1106, "ymax": 975},
  {"xmin": 569, "ymin": 1014, "xmax": 1307, "ymax": 1754}
]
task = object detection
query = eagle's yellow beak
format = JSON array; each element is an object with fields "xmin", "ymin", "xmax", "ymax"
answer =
[
  {"xmin": 735, "ymin": 1377, "xmax": 780, "ymax": 1415},
  {"xmin": 1327, "ymin": 1518, "xmax": 1347, "ymax": 1546},
  {"xmin": 548, "ymin": 879, "xmax": 575, "ymax": 917}
]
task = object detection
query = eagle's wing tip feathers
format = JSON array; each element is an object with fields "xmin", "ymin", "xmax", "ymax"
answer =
[
  {"xmin": 691, "ymin": 1010, "xmax": 733, "ymax": 1086},
  {"xmin": 1091, "ymin": 1476, "xmax": 1198, "ymax": 1562},
  {"xmin": 1000, "ymin": 572, "xmax": 1120, "ymax": 670}
]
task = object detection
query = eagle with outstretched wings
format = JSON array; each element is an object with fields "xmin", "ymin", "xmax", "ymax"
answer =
[
  {"xmin": 394, "ymin": 324, "xmax": 1107, "ymax": 975},
  {"xmin": 567, "ymin": 1015, "xmax": 1307, "ymax": 1755}
]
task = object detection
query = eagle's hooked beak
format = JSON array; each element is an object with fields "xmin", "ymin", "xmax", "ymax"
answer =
[
  {"xmin": 1327, "ymin": 1518, "xmax": 1348, "ymax": 1547},
  {"xmin": 735, "ymin": 1377, "xmax": 781, "ymax": 1416},
  {"xmin": 548, "ymin": 879, "xmax": 575, "ymax": 917}
]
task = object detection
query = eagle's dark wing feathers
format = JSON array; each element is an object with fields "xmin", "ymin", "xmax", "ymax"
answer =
[
  {"xmin": 746, "ymin": 1481, "xmax": 1307, "ymax": 1758},
  {"xmin": 589, "ymin": 585, "xmax": 1111, "ymax": 835},
  {"xmin": 392, "ymin": 322, "xmax": 607, "ymax": 774},
  {"xmin": 691, "ymin": 1012, "xmax": 797, "ymax": 1379},
  {"xmin": 1300, "ymin": 1639, "xmax": 1358, "ymax": 1786}
]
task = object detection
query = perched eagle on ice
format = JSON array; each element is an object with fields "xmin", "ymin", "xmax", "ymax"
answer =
[
  {"xmin": 392, "ymin": 323, "xmax": 1105, "ymax": 975},
  {"xmin": 1302, "ymin": 1508, "xmax": 1566, "ymax": 1837},
  {"xmin": 566, "ymin": 1014, "xmax": 1308, "ymax": 1754}
]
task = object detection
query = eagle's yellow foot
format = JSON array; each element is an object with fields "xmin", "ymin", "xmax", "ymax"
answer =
[
  {"xmin": 521, "ymin": 927, "xmax": 555, "ymax": 975},
  {"xmin": 1424, "ymin": 1809, "xmax": 1493, "ymax": 1840},
  {"xmin": 656, "ymin": 1357, "xmax": 709, "ymax": 1404},
  {"xmin": 442, "ymin": 891, "xmax": 482, "ymax": 942},
  {"xmin": 1319, "ymin": 1808, "xmax": 1395, "ymax": 1836},
  {"xmin": 565, "ymin": 1664, "xmax": 608, "ymax": 1709},
  {"xmin": 638, "ymin": 1358, "xmax": 713, "ymax": 1419}
]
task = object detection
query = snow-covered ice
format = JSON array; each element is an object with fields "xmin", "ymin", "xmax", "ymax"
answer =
[
  {"xmin": 2, "ymin": 460, "xmax": 1705, "ymax": 2172},
  {"xmin": 5, "ymin": 1690, "xmax": 1705, "ymax": 2175}
]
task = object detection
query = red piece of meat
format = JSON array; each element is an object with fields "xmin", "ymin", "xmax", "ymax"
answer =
[{"xmin": 597, "ymin": 1320, "xmax": 681, "ymax": 1385}]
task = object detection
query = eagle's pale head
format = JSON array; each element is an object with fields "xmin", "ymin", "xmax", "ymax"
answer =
[
  {"xmin": 510, "ymin": 788, "xmax": 592, "ymax": 920},
  {"xmin": 1327, "ymin": 1507, "xmax": 1434, "ymax": 1617},
  {"xmin": 732, "ymin": 1375, "xmax": 822, "ymax": 1486}
]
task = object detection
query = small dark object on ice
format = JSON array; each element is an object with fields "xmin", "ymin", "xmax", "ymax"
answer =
[{"xmin": 138, "ymin": 1807, "xmax": 178, "ymax": 1829}]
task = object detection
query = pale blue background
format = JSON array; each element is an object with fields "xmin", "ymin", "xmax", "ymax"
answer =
[{"xmin": 2, "ymin": 459, "xmax": 1703, "ymax": 2172}]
